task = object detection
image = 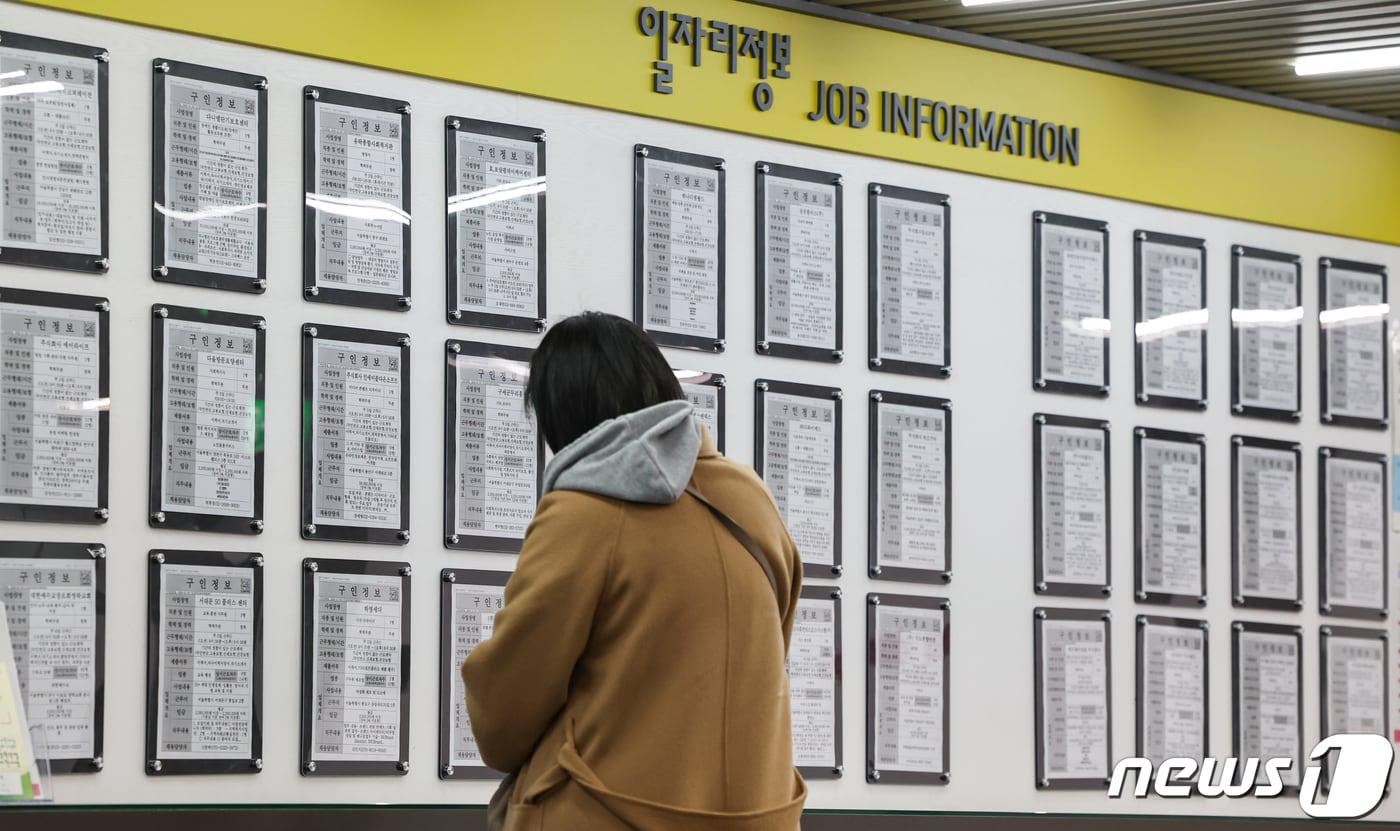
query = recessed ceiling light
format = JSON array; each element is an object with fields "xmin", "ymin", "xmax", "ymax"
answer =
[{"xmin": 1293, "ymin": 46, "xmax": 1400, "ymax": 76}]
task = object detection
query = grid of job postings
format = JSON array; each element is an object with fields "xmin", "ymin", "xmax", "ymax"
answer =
[{"xmin": 0, "ymin": 29, "xmax": 1392, "ymax": 801}]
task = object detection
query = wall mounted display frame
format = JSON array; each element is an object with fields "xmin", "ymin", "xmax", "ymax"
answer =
[
  {"xmin": 792, "ymin": 584, "xmax": 843, "ymax": 780},
  {"xmin": 0, "ymin": 286, "xmax": 109, "ymax": 524},
  {"xmin": 1319, "ymin": 257, "xmax": 1388, "ymax": 430},
  {"xmin": 1230, "ymin": 621, "xmax": 1303, "ymax": 794},
  {"xmin": 867, "ymin": 183, "xmax": 950, "ymax": 379},
  {"xmin": 868, "ymin": 390, "xmax": 951, "ymax": 585},
  {"xmin": 634, "ymin": 144, "xmax": 725, "ymax": 353},
  {"xmin": 1033, "ymin": 607, "xmax": 1111, "ymax": 790},
  {"xmin": 1134, "ymin": 615, "xmax": 1208, "ymax": 763},
  {"xmin": 1133, "ymin": 428, "xmax": 1206, "ymax": 607},
  {"xmin": 148, "ymin": 304, "xmax": 266, "ymax": 535},
  {"xmin": 1318, "ymin": 625, "xmax": 1387, "ymax": 793},
  {"xmin": 1318, "ymin": 447, "xmax": 1387, "ymax": 620},
  {"xmin": 445, "ymin": 116, "xmax": 545, "ymax": 332},
  {"xmin": 150, "ymin": 59, "xmax": 267, "ymax": 294},
  {"xmin": 867, "ymin": 592, "xmax": 949, "ymax": 785},
  {"xmin": 144, "ymin": 548, "xmax": 263, "ymax": 776},
  {"xmin": 677, "ymin": 369, "xmax": 726, "ymax": 453},
  {"xmin": 300, "ymin": 324, "xmax": 410, "ymax": 545},
  {"xmin": 300, "ymin": 557, "xmax": 411, "ymax": 777},
  {"xmin": 0, "ymin": 540, "xmax": 106, "ymax": 773},
  {"xmin": 1230, "ymin": 245, "xmax": 1302, "ymax": 422},
  {"xmin": 0, "ymin": 31, "xmax": 109, "ymax": 274},
  {"xmin": 754, "ymin": 379, "xmax": 843, "ymax": 578},
  {"xmin": 303, "ymin": 86, "xmax": 411, "ymax": 311},
  {"xmin": 754, "ymin": 161, "xmax": 843, "ymax": 363},
  {"xmin": 1033, "ymin": 413, "xmax": 1111, "ymax": 598},
  {"xmin": 1133, "ymin": 231, "xmax": 1206, "ymax": 410},
  {"xmin": 444, "ymin": 340, "xmax": 542, "ymax": 553},
  {"xmin": 1230, "ymin": 435, "xmax": 1302, "ymax": 611},
  {"xmin": 1032, "ymin": 212, "xmax": 1109, "ymax": 397},
  {"xmin": 438, "ymin": 567, "xmax": 508, "ymax": 781}
]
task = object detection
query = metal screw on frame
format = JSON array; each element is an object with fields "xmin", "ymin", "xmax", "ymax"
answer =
[
  {"xmin": 397, "ymin": 104, "xmax": 412, "ymax": 115},
  {"xmin": 713, "ymin": 339, "xmax": 726, "ymax": 351},
  {"xmin": 306, "ymin": 88, "xmax": 320, "ymax": 100},
  {"xmin": 95, "ymin": 507, "xmax": 109, "ymax": 520},
  {"xmin": 756, "ymin": 380, "xmax": 769, "ymax": 392},
  {"xmin": 398, "ymin": 336, "xmax": 412, "ymax": 347},
  {"xmin": 154, "ymin": 61, "xmax": 170, "ymax": 74},
  {"xmin": 442, "ymin": 764, "xmax": 455, "ymax": 777},
  {"xmin": 305, "ymin": 761, "xmax": 317, "ymax": 774},
  {"xmin": 305, "ymin": 523, "xmax": 318, "ymax": 536},
  {"xmin": 151, "ymin": 552, "xmax": 165, "ymax": 564},
  {"xmin": 155, "ymin": 266, "xmax": 169, "ymax": 277},
  {"xmin": 758, "ymin": 163, "xmax": 770, "ymax": 174},
  {"xmin": 93, "ymin": 258, "xmax": 109, "ymax": 271},
  {"xmin": 870, "ymin": 769, "xmax": 881, "ymax": 782},
  {"xmin": 148, "ymin": 760, "xmax": 162, "ymax": 773},
  {"xmin": 306, "ymin": 561, "xmax": 319, "ymax": 573},
  {"xmin": 155, "ymin": 306, "xmax": 169, "ymax": 319},
  {"xmin": 449, "ymin": 342, "xmax": 461, "ymax": 354},
  {"xmin": 88, "ymin": 546, "xmax": 106, "ymax": 560},
  {"xmin": 253, "ymin": 758, "xmax": 264, "ymax": 771},
  {"xmin": 306, "ymin": 286, "xmax": 320, "ymax": 297},
  {"xmin": 254, "ymin": 79, "xmax": 268, "ymax": 90},
  {"xmin": 398, "ymin": 530, "xmax": 411, "ymax": 542},
  {"xmin": 400, "ymin": 565, "xmax": 413, "ymax": 577},
  {"xmin": 152, "ymin": 512, "xmax": 166, "ymax": 524},
  {"xmin": 443, "ymin": 572, "xmax": 456, "ymax": 583},
  {"xmin": 254, "ymin": 278, "xmax": 267, "ymax": 291},
  {"xmin": 397, "ymin": 761, "xmax": 410, "ymax": 772},
  {"xmin": 398, "ymin": 297, "xmax": 412, "ymax": 309},
  {"xmin": 250, "ymin": 519, "xmax": 264, "ymax": 532},
  {"xmin": 304, "ymin": 326, "xmax": 318, "ymax": 338},
  {"xmin": 449, "ymin": 310, "xmax": 462, "ymax": 321},
  {"xmin": 637, "ymin": 146, "xmax": 650, "ymax": 157},
  {"xmin": 831, "ymin": 350, "xmax": 844, "ymax": 361},
  {"xmin": 92, "ymin": 757, "xmax": 104, "ymax": 771},
  {"xmin": 96, "ymin": 51, "xmax": 110, "ymax": 63},
  {"xmin": 252, "ymin": 556, "xmax": 264, "ymax": 568},
  {"xmin": 447, "ymin": 534, "xmax": 460, "ymax": 545},
  {"xmin": 449, "ymin": 118, "xmax": 461, "ymax": 130}
]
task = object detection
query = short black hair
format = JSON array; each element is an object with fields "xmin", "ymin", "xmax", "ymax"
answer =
[{"xmin": 526, "ymin": 311, "xmax": 683, "ymax": 452}]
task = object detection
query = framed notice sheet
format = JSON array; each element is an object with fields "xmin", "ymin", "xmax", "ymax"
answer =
[
  {"xmin": 1319, "ymin": 448, "xmax": 1387, "ymax": 619},
  {"xmin": 445, "ymin": 341, "xmax": 542, "ymax": 552},
  {"xmin": 1033, "ymin": 212, "xmax": 1109, "ymax": 396},
  {"xmin": 1034, "ymin": 414, "xmax": 1110, "ymax": 597},
  {"xmin": 1134, "ymin": 428, "xmax": 1206, "ymax": 606},
  {"xmin": 1231, "ymin": 246, "xmax": 1301, "ymax": 421},
  {"xmin": 869, "ymin": 391, "xmax": 951, "ymax": 584},
  {"xmin": 301, "ymin": 557, "xmax": 410, "ymax": 776},
  {"xmin": 1135, "ymin": 615, "xmax": 1207, "ymax": 764},
  {"xmin": 1231, "ymin": 436, "xmax": 1302, "ymax": 610},
  {"xmin": 755, "ymin": 380, "xmax": 842, "ymax": 578},
  {"xmin": 148, "ymin": 304, "xmax": 265, "ymax": 534},
  {"xmin": 151, "ymin": 59, "xmax": 267, "ymax": 293},
  {"xmin": 0, "ymin": 287, "xmax": 109, "ymax": 524},
  {"xmin": 1319, "ymin": 626, "xmax": 1387, "ymax": 791},
  {"xmin": 0, "ymin": 541, "xmax": 105, "ymax": 773},
  {"xmin": 868, "ymin": 593, "xmax": 948, "ymax": 784},
  {"xmin": 1319, "ymin": 258, "xmax": 1387, "ymax": 429},
  {"xmin": 634, "ymin": 144, "xmax": 724, "ymax": 352},
  {"xmin": 1231, "ymin": 621, "xmax": 1303, "ymax": 792},
  {"xmin": 790, "ymin": 585, "xmax": 842, "ymax": 779},
  {"xmin": 439, "ymin": 568, "xmax": 508, "ymax": 780},
  {"xmin": 1134, "ymin": 231, "xmax": 1206, "ymax": 409},
  {"xmin": 0, "ymin": 32, "xmax": 109, "ymax": 273},
  {"xmin": 1034, "ymin": 607, "xmax": 1111, "ymax": 789},
  {"xmin": 145, "ymin": 549, "xmax": 262, "ymax": 776},
  {"xmin": 755, "ymin": 162, "xmax": 842, "ymax": 363},
  {"xmin": 301, "ymin": 325, "xmax": 410, "ymax": 545},
  {"xmin": 446, "ymin": 117, "xmax": 545, "ymax": 332},
  {"xmin": 868, "ymin": 184, "xmax": 950, "ymax": 378},
  {"xmin": 303, "ymin": 86, "xmax": 410, "ymax": 310},
  {"xmin": 676, "ymin": 369, "xmax": 725, "ymax": 453}
]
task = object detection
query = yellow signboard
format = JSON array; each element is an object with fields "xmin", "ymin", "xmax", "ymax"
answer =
[{"xmin": 16, "ymin": 0, "xmax": 1400, "ymax": 243}]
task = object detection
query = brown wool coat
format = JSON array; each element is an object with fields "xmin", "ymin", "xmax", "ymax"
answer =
[{"xmin": 462, "ymin": 429, "xmax": 807, "ymax": 830}]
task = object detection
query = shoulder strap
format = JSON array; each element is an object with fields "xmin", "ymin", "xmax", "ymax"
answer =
[{"xmin": 685, "ymin": 484, "xmax": 781, "ymax": 602}]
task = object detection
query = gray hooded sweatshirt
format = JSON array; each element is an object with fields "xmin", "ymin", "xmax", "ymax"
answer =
[{"xmin": 541, "ymin": 400, "xmax": 702, "ymax": 504}]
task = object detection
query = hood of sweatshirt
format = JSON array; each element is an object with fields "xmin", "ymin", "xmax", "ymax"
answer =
[{"xmin": 541, "ymin": 400, "xmax": 701, "ymax": 504}]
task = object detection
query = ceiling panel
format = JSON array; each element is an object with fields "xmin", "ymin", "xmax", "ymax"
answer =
[{"xmin": 806, "ymin": 0, "xmax": 1400, "ymax": 123}]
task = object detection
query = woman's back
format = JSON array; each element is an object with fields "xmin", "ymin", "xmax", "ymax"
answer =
[{"xmin": 463, "ymin": 404, "xmax": 807, "ymax": 830}]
